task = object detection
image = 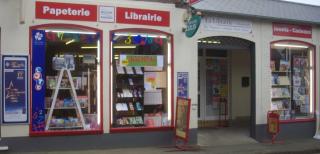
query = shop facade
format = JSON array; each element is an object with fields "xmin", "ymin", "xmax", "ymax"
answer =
[{"xmin": 0, "ymin": 0, "xmax": 319, "ymax": 151}]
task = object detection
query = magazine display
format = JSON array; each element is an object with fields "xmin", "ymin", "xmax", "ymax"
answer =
[{"xmin": 270, "ymin": 48, "xmax": 311, "ymax": 120}]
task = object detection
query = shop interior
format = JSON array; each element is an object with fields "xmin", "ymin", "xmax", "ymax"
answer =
[
  {"xmin": 31, "ymin": 28, "xmax": 102, "ymax": 132},
  {"xmin": 197, "ymin": 36, "xmax": 256, "ymax": 146},
  {"xmin": 110, "ymin": 31, "xmax": 173, "ymax": 130},
  {"xmin": 270, "ymin": 41, "xmax": 314, "ymax": 121}
]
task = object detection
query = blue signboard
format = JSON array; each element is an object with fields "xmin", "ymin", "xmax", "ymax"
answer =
[
  {"xmin": 2, "ymin": 55, "xmax": 28, "ymax": 123},
  {"xmin": 31, "ymin": 30, "xmax": 46, "ymax": 131},
  {"xmin": 177, "ymin": 72, "xmax": 189, "ymax": 98}
]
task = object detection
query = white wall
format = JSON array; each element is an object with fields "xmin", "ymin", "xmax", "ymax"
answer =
[{"xmin": 230, "ymin": 50, "xmax": 251, "ymax": 120}]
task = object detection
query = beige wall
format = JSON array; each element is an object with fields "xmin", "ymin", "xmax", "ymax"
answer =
[
  {"xmin": 0, "ymin": 0, "xmax": 195, "ymax": 137},
  {"xmin": 0, "ymin": 0, "xmax": 319, "ymax": 138},
  {"xmin": 230, "ymin": 50, "xmax": 251, "ymax": 120}
]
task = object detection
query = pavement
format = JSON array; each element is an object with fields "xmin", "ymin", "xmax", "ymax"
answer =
[
  {"xmin": 1, "ymin": 127, "xmax": 320, "ymax": 154},
  {"xmin": 1, "ymin": 138, "xmax": 320, "ymax": 154}
]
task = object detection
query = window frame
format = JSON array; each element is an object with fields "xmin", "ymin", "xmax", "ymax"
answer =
[{"xmin": 270, "ymin": 39, "xmax": 316, "ymax": 123}]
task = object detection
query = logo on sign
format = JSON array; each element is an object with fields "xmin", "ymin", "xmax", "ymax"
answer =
[
  {"xmin": 34, "ymin": 32, "xmax": 43, "ymax": 41},
  {"xmin": 185, "ymin": 15, "xmax": 201, "ymax": 38}
]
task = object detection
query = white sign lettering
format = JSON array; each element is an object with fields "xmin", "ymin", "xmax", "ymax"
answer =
[
  {"xmin": 42, "ymin": 5, "xmax": 90, "ymax": 17},
  {"xmin": 124, "ymin": 11, "xmax": 162, "ymax": 22}
]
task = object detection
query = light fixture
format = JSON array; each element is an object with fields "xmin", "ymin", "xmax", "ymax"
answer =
[
  {"xmin": 45, "ymin": 30, "xmax": 96, "ymax": 35},
  {"xmin": 197, "ymin": 40, "xmax": 201, "ymax": 43},
  {"xmin": 274, "ymin": 43, "xmax": 308, "ymax": 49},
  {"xmin": 81, "ymin": 46, "xmax": 98, "ymax": 49},
  {"xmin": 65, "ymin": 39, "xmax": 75, "ymax": 45},
  {"xmin": 114, "ymin": 33, "xmax": 167, "ymax": 38},
  {"xmin": 113, "ymin": 45, "xmax": 136, "ymax": 49},
  {"xmin": 213, "ymin": 41, "xmax": 221, "ymax": 44}
]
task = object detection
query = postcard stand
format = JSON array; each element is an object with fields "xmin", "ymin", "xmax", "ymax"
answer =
[{"xmin": 45, "ymin": 68, "xmax": 86, "ymax": 130}]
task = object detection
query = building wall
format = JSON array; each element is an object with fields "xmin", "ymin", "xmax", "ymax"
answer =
[
  {"xmin": 230, "ymin": 50, "xmax": 251, "ymax": 120},
  {"xmin": 0, "ymin": 0, "xmax": 319, "ymax": 141},
  {"xmin": 0, "ymin": 0, "xmax": 195, "ymax": 137}
]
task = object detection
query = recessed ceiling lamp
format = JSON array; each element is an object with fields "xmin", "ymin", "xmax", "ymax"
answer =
[
  {"xmin": 65, "ymin": 39, "xmax": 75, "ymax": 45},
  {"xmin": 45, "ymin": 30, "xmax": 96, "ymax": 35},
  {"xmin": 113, "ymin": 45, "xmax": 136, "ymax": 49},
  {"xmin": 274, "ymin": 43, "xmax": 308, "ymax": 48},
  {"xmin": 81, "ymin": 46, "xmax": 98, "ymax": 49}
]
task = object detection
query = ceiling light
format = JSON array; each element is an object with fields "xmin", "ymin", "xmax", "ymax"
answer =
[
  {"xmin": 197, "ymin": 40, "xmax": 201, "ymax": 43},
  {"xmin": 213, "ymin": 41, "xmax": 221, "ymax": 44},
  {"xmin": 114, "ymin": 33, "xmax": 167, "ymax": 38},
  {"xmin": 274, "ymin": 43, "xmax": 308, "ymax": 48},
  {"xmin": 45, "ymin": 30, "xmax": 96, "ymax": 35},
  {"xmin": 113, "ymin": 45, "xmax": 136, "ymax": 49},
  {"xmin": 81, "ymin": 46, "xmax": 98, "ymax": 49},
  {"xmin": 65, "ymin": 39, "xmax": 75, "ymax": 45}
]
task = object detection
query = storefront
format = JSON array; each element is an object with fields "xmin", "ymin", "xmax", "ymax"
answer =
[
  {"xmin": 0, "ymin": 0, "xmax": 320, "ymax": 151},
  {"xmin": 192, "ymin": 0, "xmax": 319, "ymax": 141},
  {"xmin": 0, "ymin": 0, "xmax": 197, "ymax": 150}
]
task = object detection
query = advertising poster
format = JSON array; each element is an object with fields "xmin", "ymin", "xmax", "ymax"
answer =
[
  {"xmin": 31, "ymin": 29, "xmax": 46, "ymax": 131},
  {"xmin": 175, "ymin": 97, "xmax": 191, "ymax": 141},
  {"xmin": 177, "ymin": 72, "xmax": 188, "ymax": 98},
  {"xmin": 2, "ymin": 55, "xmax": 28, "ymax": 123}
]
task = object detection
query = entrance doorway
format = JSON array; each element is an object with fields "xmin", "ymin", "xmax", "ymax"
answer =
[{"xmin": 197, "ymin": 36, "xmax": 256, "ymax": 145}]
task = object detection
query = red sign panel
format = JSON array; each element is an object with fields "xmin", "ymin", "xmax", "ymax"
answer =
[
  {"xmin": 36, "ymin": 1, "xmax": 97, "ymax": 22},
  {"xmin": 189, "ymin": 0, "xmax": 201, "ymax": 5},
  {"xmin": 273, "ymin": 23, "xmax": 312, "ymax": 38},
  {"xmin": 116, "ymin": 7, "xmax": 170, "ymax": 27}
]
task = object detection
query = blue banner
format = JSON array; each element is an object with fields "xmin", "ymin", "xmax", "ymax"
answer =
[
  {"xmin": 31, "ymin": 30, "xmax": 46, "ymax": 131},
  {"xmin": 177, "ymin": 72, "xmax": 189, "ymax": 98},
  {"xmin": 2, "ymin": 56, "xmax": 28, "ymax": 123}
]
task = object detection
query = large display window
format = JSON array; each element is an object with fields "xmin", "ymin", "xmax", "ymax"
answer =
[
  {"xmin": 270, "ymin": 40, "xmax": 315, "ymax": 122},
  {"xmin": 30, "ymin": 24, "xmax": 103, "ymax": 135},
  {"xmin": 110, "ymin": 29, "xmax": 173, "ymax": 131}
]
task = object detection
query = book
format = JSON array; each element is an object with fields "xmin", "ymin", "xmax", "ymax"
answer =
[
  {"xmin": 134, "ymin": 67, "xmax": 143, "ymax": 75},
  {"xmin": 135, "ymin": 102, "xmax": 143, "ymax": 111},
  {"xmin": 293, "ymin": 75, "xmax": 301, "ymax": 86},
  {"xmin": 271, "ymin": 74, "xmax": 279, "ymax": 85},
  {"xmin": 279, "ymin": 60, "xmax": 290, "ymax": 71},
  {"xmin": 116, "ymin": 66, "xmax": 125, "ymax": 74},
  {"xmin": 270, "ymin": 60, "xmax": 276, "ymax": 71},
  {"xmin": 125, "ymin": 67, "xmax": 134, "ymax": 74},
  {"xmin": 279, "ymin": 76, "xmax": 290, "ymax": 85}
]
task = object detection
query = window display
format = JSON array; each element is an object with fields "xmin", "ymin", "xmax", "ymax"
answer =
[
  {"xmin": 31, "ymin": 27, "xmax": 102, "ymax": 133},
  {"xmin": 270, "ymin": 41, "xmax": 314, "ymax": 120},
  {"xmin": 110, "ymin": 30, "xmax": 173, "ymax": 129}
]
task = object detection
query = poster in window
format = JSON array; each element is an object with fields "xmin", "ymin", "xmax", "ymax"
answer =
[
  {"xmin": 177, "ymin": 72, "xmax": 189, "ymax": 98},
  {"xmin": 2, "ymin": 55, "xmax": 28, "ymax": 123},
  {"xmin": 175, "ymin": 97, "xmax": 191, "ymax": 141}
]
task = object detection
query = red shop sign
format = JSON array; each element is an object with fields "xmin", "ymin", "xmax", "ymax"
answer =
[
  {"xmin": 36, "ymin": 1, "xmax": 97, "ymax": 22},
  {"xmin": 116, "ymin": 7, "xmax": 170, "ymax": 27},
  {"xmin": 273, "ymin": 23, "xmax": 312, "ymax": 38},
  {"xmin": 189, "ymin": 0, "xmax": 201, "ymax": 5}
]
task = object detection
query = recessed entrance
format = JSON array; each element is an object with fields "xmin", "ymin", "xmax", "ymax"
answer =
[{"xmin": 197, "ymin": 36, "xmax": 256, "ymax": 146}]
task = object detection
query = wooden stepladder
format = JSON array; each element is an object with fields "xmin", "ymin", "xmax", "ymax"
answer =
[{"xmin": 45, "ymin": 68, "xmax": 86, "ymax": 130}]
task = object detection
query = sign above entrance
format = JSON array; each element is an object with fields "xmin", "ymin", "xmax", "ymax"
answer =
[
  {"xmin": 185, "ymin": 15, "xmax": 201, "ymax": 38},
  {"xmin": 116, "ymin": 7, "xmax": 170, "ymax": 27},
  {"xmin": 202, "ymin": 16, "xmax": 252, "ymax": 34},
  {"xmin": 35, "ymin": 1, "xmax": 97, "ymax": 22},
  {"xmin": 273, "ymin": 23, "xmax": 312, "ymax": 38}
]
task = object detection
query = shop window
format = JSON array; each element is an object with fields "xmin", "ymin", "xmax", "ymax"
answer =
[
  {"xmin": 270, "ymin": 41, "xmax": 315, "ymax": 121},
  {"xmin": 31, "ymin": 26, "xmax": 102, "ymax": 134},
  {"xmin": 110, "ymin": 30, "xmax": 173, "ymax": 130}
]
